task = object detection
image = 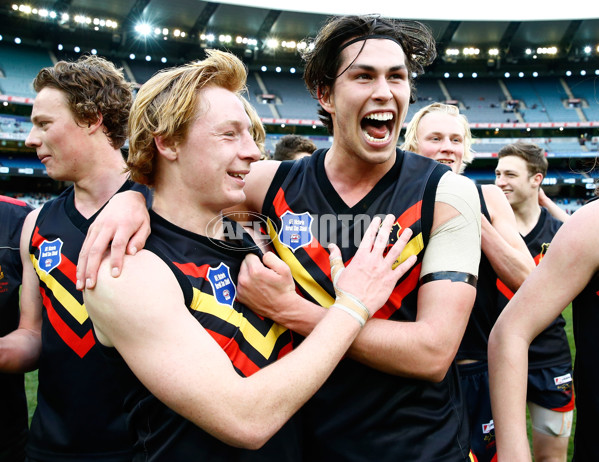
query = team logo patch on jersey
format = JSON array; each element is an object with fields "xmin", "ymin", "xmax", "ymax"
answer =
[
  {"xmin": 279, "ymin": 211, "xmax": 313, "ymax": 252},
  {"xmin": 207, "ymin": 262, "xmax": 236, "ymax": 307},
  {"xmin": 39, "ymin": 238, "xmax": 63, "ymax": 274}
]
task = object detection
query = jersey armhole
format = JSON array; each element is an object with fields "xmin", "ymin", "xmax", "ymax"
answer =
[
  {"xmin": 261, "ymin": 161, "xmax": 294, "ymax": 216},
  {"xmin": 145, "ymin": 243, "xmax": 194, "ymax": 307},
  {"xmin": 476, "ymin": 184, "xmax": 491, "ymax": 221},
  {"xmin": 421, "ymin": 164, "xmax": 449, "ymax": 248}
]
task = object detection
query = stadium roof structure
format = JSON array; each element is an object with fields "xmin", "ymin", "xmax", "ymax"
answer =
[{"xmin": 2, "ymin": 1, "xmax": 599, "ymax": 77}]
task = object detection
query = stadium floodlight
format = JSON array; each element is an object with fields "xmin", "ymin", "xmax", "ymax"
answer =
[
  {"xmin": 91, "ymin": 49, "xmax": 97, "ymax": 55},
  {"xmin": 161, "ymin": 57, "xmax": 167, "ymax": 63},
  {"xmin": 458, "ymin": 72, "xmax": 464, "ymax": 78},
  {"xmin": 266, "ymin": 38, "xmax": 279, "ymax": 49},
  {"xmin": 134, "ymin": 22, "xmax": 153, "ymax": 37},
  {"xmin": 290, "ymin": 68, "xmax": 296, "ymax": 73},
  {"xmin": 275, "ymin": 66, "xmax": 281, "ymax": 73},
  {"xmin": 443, "ymin": 72, "xmax": 450, "ymax": 78},
  {"xmin": 74, "ymin": 46, "xmax": 80, "ymax": 52},
  {"xmin": 472, "ymin": 72, "xmax": 478, "ymax": 78},
  {"xmin": 129, "ymin": 53, "xmax": 136, "ymax": 60},
  {"xmin": 145, "ymin": 55, "xmax": 151, "ymax": 61},
  {"xmin": 519, "ymin": 72, "xmax": 525, "ymax": 77},
  {"xmin": 532, "ymin": 71, "xmax": 539, "ymax": 77},
  {"xmin": 504, "ymin": 72, "xmax": 510, "ymax": 78},
  {"xmin": 261, "ymin": 66, "xmax": 267, "ymax": 72},
  {"xmin": 580, "ymin": 70, "xmax": 586, "ymax": 76},
  {"xmin": 584, "ymin": 46, "xmax": 592, "ymax": 54},
  {"xmin": 14, "ymin": 37, "xmax": 21, "ymax": 44}
]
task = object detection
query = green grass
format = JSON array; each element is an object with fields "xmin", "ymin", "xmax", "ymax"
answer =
[
  {"xmin": 24, "ymin": 369, "xmax": 37, "ymax": 424},
  {"xmin": 23, "ymin": 305, "xmax": 578, "ymax": 457}
]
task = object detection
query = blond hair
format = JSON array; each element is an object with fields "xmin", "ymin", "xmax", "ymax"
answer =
[
  {"xmin": 402, "ymin": 102, "xmax": 474, "ymax": 173},
  {"xmin": 127, "ymin": 50, "xmax": 247, "ymax": 186}
]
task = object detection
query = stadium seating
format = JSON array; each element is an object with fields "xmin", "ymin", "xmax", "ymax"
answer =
[{"xmin": 0, "ymin": 41, "xmax": 53, "ymax": 98}]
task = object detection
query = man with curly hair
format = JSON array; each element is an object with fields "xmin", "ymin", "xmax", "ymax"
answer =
[{"xmin": 5, "ymin": 55, "xmax": 149, "ymax": 461}]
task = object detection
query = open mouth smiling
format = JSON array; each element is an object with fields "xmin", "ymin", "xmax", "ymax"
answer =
[{"xmin": 361, "ymin": 112, "xmax": 394, "ymax": 144}]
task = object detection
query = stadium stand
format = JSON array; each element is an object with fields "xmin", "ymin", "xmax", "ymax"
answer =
[
  {"xmin": 0, "ymin": 41, "xmax": 53, "ymax": 98},
  {"xmin": 443, "ymin": 77, "xmax": 510, "ymax": 123},
  {"xmin": 259, "ymin": 72, "xmax": 319, "ymax": 119}
]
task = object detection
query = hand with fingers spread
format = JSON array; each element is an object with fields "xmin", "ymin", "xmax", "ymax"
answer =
[
  {"xmin": 76, "ymin": 190, "xmax": 150, "ymax": 290},
  {"xmin": 329, "ymin": 214, "xmax": 417, "ymax": 324}
]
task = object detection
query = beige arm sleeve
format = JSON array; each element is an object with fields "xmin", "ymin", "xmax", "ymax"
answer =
[{"xmin": 420, "ymin": 172, "xmax": 482, "ymax": 278}]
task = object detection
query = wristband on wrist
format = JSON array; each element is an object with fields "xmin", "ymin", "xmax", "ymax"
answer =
[
  {"xmin": 331, "ymin": 302, "xmax": 366, "ymax": 327},
  {"xmin": 329, "ymin": 252, "xmax": 371, "ymax": 327}
]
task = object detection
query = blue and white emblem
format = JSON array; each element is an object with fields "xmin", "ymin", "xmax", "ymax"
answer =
[
  {"xmin": 38, "ymin": 238, "xmax": 63, "ymax": 274},
  {"xmin": 207, "ymin": 262, "xmax": 236, "ymax": 307},
  {"xmin": 278, "ymin": 211, "xmax": 314, "ymax": 252}
]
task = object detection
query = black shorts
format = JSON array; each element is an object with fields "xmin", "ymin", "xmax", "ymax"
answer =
[
  {"xmin": 527, "ymin": 362, "xmax": 574, "ymax": 411},
  {"xmin": 458, "ymin": 360, "xmax": 496, "ymax": 462}
]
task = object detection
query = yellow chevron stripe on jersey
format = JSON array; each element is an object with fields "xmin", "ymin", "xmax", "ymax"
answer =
[
  {"xmin": 391, "ymin": 232, "xmax": 424, "ymax": 269},
  {"xmin": 190, "ymin": 287, "xmax": 289, "ymax": 359},
  {"xmin": 268, "ymin": 218, "xmax": 423, "ymax": 299},
  {"xmin": 30, "ymin": 254, "xmax": 88, "ymax": 324},
  {"xmin": 267, "ymin": 218, "xmax": 335, "ymax": 307}
]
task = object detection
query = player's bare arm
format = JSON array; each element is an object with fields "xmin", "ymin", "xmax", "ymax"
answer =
[
  {"xmin": 481, "ymin": 184, "xmax": 535, "ymax": 292},
  {"xmin": 85, "ymin": 214, "xmax": 415, "ymax": 448},
  {"xmin": 489, "ymin": 200, "xmax": 599, "ymax": 461},
  {"xmin": 240, "ymin": 173, "xmax": 481, "ymax": 380},
  {"xmin": 0, "ymin": 209, "xmax": 42, "ymax": 372}
]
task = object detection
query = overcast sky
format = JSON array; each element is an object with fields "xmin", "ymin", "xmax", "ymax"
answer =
[{"xmin": 217, "ymin": 0, "xmax": 599, "ymax": 22}]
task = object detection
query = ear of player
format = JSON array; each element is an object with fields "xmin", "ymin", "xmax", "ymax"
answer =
[{"xmin": 327, "ymin": 215, "xmax": 416, "ymax": 327}]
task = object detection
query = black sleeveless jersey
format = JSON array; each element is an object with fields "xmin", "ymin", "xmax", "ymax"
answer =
[
  {"xmin": 27, "ymin": 181, "xmax": 148, "ymax": 461},
  {"xmin": 100, "ymin": 211, "xmax": 300, "ymax": 461},
  {"xmin": 262, "ymin": 149, "xmax": 471, "ymax": 461},
  {"xmin": 497, "ymin": 207, "xmax": 572, "ymax": 369},
  {"xmin": 457, "ymin": 185, "xmax": 498, "ymax": 361},
  {"xmin": 0, "ymin": 196, "xmax": 32, "ymax": 447},
  {"xmin": 571, "ymin": 196, "xmax": 599, "ymax": 461}
]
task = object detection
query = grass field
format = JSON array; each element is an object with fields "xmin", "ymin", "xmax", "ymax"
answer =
[{"xmin": 24, "ymin": 305, "xmax": 577, "ymax": 459}]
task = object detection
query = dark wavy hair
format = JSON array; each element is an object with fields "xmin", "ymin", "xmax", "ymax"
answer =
[
  {"xmin": 302, "ymin": 15, "xmax": 437, "ymax": 134},
  {"xmin": 33, "ymin": 55, "xmax": 132, "ymax": 149}
]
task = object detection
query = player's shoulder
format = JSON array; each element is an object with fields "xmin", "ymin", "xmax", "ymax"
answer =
[{"xmin": 438, "ymin": 170, "xmax": 478, "ymax": 198}]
